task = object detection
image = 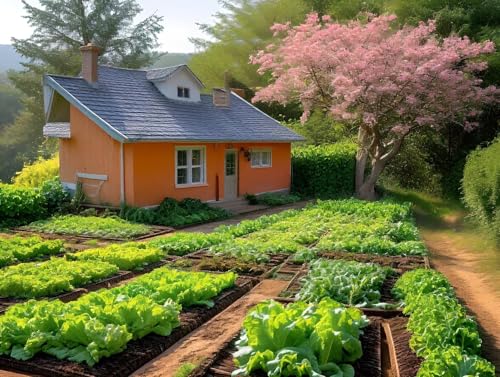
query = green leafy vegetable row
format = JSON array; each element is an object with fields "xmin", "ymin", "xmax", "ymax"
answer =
[
  {"xmin": 69, "ymin": 243, "xmax": 165, "ymax": 271},
  {"xmin": 0, "ymin": 236, "xmax": 64, "ymax": 267},
  {"xmin": 149, "ymin": 232, "xmax": 231, "ymax": 256},
  {"xmin": 296, "ymin": 259, "xmax": 394, "ymax": 307},
  {"xmin": 0, "ymin": 258, "xmax": 119, "ymax": 298},
  {"xmin": 233, "ymin": 298, "xmax": 368, "ymax": 377},
  {"xmin": 22, "ymin": 215, "xmax": 152, "ymax": 239},
  {"xmin": 0, "ymin": 268, "xmax": 237, "ymax": 366},
  {"xmin": 393, "ymin": 269, "xmax": 495, "ymax": 377},
  {"xmin": 209, "ymin": 199, "xmax": 427, "ymax": 262},
  {"xmin": 0, "ymin": 243, "xmax": 167, "ymax": 299}
]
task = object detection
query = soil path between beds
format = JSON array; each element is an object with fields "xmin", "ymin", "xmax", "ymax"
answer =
[
  {"xmin": 421, "ymin": 228, "xmax": 500, "ymax": 371},
  {"xmin": 130, "ymin": 279, "xmax": 289, "ymax": 377}
]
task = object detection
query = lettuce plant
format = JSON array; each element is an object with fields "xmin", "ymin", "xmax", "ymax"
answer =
[
  {"xmin": 296, "ymin": 259, "xmax": 393, "ymax": 307},
  {"xmin": 233, "ymin": 299, "xmax": 368, "ymax": 377}
]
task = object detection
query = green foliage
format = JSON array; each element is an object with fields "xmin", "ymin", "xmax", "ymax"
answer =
[
  {"xmin": 233, "ymin": 298, "xmax": 368, "ymax": 377},
  {"xmin": 303, "ymin": 0, "xmax": 384, "ymax": 19},
  {"xmin": 114, "ymin": 267, "xmax": 237, "ymax": 309},
  {"xmin": 0, "ymin": 183, "xmax": 47, "ymax": 227},
  {"xmin": 256, "ymin": 192, "xmax": 301, "ymax": 206},
  {"xmin": 39, "ymin": 177, "xmax": 71, "ymax": 214},
  {"xmin": 0, "ymin": 293, "xmax": 179, "ymax": 366},
  {"xmin": 0, "ymin": 267, "xmax": 236, "ymax": 366},
  {"xmin": 0, "ymin": 179, "xmax": 70, "ymax": 227},
  {"xmin": 211, "ymin": 199, "xmax": 426, "ymax": 262},
  {"xmin": 392, "ymin": 268, "xmax": 454, "ymax": 301},
  {"xmin": 214, "ymin": 209, "xmax": 300, "ymax": 237},
  {"xmin": 0, "ymin": 236, "xmax": 64, "ymax": 268},
  {"xmin": 120, "ymin": 197, "xmax": 230, "ymax": 228},
  {"xmin": 148, "ymin": 232, "xmax": 231, "ymax": 256},
  {"xmin": 0, "ymin": 83, "xmax": 22, "ymax": 127},
  {"xmin": 174, "ymin": 363, "xmax": 197, "ymax": 377},
  {"xmin": 190, "ymin": 0, "xmax": 307, "ymax": 90},
  {"xmin": 462, "ymin": 138, "xmax": 500, "ymax": 240},
  {"xmin": 381, "ymin": 133, "xmax": 443, "ymax": 195},
  {"xmin": 291, "ymin": 143, "xmax": 357, "ymax": 198},
  {"xmin": 23, "ymin": 215, "xmax": 152, "ymax": 239},
  {"xmin": 393, "ymin": 269, "xmax": 495, "ymax": 376},
  {"xmin": 12, "ymin": 155, "xmax": 59, "ymax": 187},
  {"xmin": 417, "ymin": 346, "xmax": 495, "ymax": 377},
  {"xmin": 0, "ymin": 258, "xmax": 119, "ymax": 299},
  {"xmin": 285, "ymin": 111, "xmax": 352, "ymax": 145},
  {"xmin": 297, "ymin": 259, "xmax": 393, "ymax": 307},
  {"xmin": 70, "ymin": 243, "xmax": 165, "ymax": 271}
]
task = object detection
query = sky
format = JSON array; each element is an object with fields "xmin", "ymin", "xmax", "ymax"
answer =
[{"xmin": 0, "ymin": 0, "xmax": 222, "ymax": 52}]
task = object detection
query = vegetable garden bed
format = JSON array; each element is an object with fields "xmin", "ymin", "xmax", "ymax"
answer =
[
  {"xmin": 318, "ymin": 251, "xmax": 430, "ymax": 271},
  {"xmin": 0, "ymin": 276, "xmax": 257, "ymax": 377},
  {"xmin": 192, "ymin": 317, "xmax": 384, "ymax": 377},
  {"xmin": 174, "ymin": 250, "xmax": 290, "ymax": 278},
  {"xmin": 16, "ymin": 215, "xmax": 173, "ymax": 242},
  {"xmin": 277, "ymin": 259, "xmax": 407, "ymax": 318}
]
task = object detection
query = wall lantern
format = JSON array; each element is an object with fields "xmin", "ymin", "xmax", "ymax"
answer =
[{"xmin": 240, "ymin": 147, "xmax": 251, "ymax": 161}]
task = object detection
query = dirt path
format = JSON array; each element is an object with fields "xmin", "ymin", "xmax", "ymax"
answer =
[
  {"xmin": 131, "ymin": 279, "xmax": 289, "ymax": 377},
  {"xmin": 421, "ymin": 228, "xmax": 500, "ymax": 371}
]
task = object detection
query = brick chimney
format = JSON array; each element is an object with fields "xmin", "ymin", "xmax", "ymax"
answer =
[
  {"xmin": 80, "ymin": 43, "xmax": 100, "ymax": 85},
  {"xmin": 213, "ymin": 71, "xmax": 231, "ymax": 107}
]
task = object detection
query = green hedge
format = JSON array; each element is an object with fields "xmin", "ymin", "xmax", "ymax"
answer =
[
  {"xmin": 292, "ymin": 143, "xmax": 357, "ymax": 198},
  {"xmin": 0, "ymin": 179, "xmax": 70, "ymax": 228},
  {"xmin": 462, "ymin": 138, "xmax": 500, "ymax": 240}
]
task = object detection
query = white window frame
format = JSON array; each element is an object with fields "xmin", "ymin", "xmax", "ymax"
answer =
[
  {"xmin": 250, "ymin": 149, "xmax": 272, "ymax": 168},
  {"xmin": 175, "ymin": 146, "xmax": 207, "ymax": 187}
]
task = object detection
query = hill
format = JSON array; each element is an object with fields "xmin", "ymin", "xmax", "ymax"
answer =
[
  {"xmin": 0, "ymin": 45, "xmax": 24, "ymax": 71},
  {"xmin": 151, "ymin": 52, "xmax": 193, "ymax": 68}
]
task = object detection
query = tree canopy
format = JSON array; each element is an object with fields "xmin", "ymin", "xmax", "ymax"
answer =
[{"xmin": 251, "ymin": 14, "xmax": 499, "ymax": 199}]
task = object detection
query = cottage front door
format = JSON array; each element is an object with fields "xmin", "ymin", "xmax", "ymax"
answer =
[{"xmin": 224, "ymin": 150, "xmax": 238, "ymax": 200}]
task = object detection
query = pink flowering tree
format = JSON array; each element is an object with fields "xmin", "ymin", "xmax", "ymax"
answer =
[{"xmin": 251, "ymin": 14, "xmax": 499, "ymax": 200}]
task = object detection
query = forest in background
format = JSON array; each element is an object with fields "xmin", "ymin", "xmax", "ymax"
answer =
[{"xmin": 0, "ymin": 0, "xmax": 499, "ymax": 201}]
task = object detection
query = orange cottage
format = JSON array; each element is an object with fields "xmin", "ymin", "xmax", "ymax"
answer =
[{"xmin": 42, "ymin": 45, "xmax": 303, "ymax": 207}]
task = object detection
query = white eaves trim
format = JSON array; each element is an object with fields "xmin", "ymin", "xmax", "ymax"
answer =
[{"xmin": 76, "ymin": 172, "xmax": 108, "ymax": 181}]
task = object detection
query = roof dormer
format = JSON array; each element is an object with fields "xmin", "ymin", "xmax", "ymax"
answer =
[{"xmin": 147, "ymin": 65, "xmax": 204, "ymax": 102}]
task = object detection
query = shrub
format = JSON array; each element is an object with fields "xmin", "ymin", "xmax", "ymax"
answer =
[
  {"xmin": 291, "ymin": 143, "xmax": 356, "ymax": 198},
  {"xmin": 39, "ymin": 177, "xmax": 71, "ymax": 214},
  {"xmin": 12, "ymin": 155, "xmax": 59, "ymax": 188},
  {"xmin": 120, "ymin": 197, "xmax": 230, "ymax": 227},
  {"xmin": 462, "ymin": 138, "xmax": 500, "ymax": 240},
  {"xmin": 0, "ymin": 184, "xmax": 47, "ymax": 227},
  {"xmin": 0, "ymin": 178, "xmax": 71, "ymax": 228}
]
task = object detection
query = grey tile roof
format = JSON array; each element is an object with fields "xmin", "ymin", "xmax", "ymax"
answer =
[
  {"xmin": 45, "ymin": 66, "xmax": 303, "ymax": 143},
  {"xmin": 145, "ymin": 65, "xmax": 184, "ymax": 81}
]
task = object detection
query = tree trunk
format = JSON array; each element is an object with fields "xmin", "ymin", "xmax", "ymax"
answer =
[
  {"xmin": 357, "ymin": 158, "xmax": 386, "ymax": 201},
  {"xmin": 355, "ymin": 128, "xmax": 369, "ymax": 194},
  {"xmin": 356, "ymin": 133, "xmax": 406, "ymax": 201}
]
